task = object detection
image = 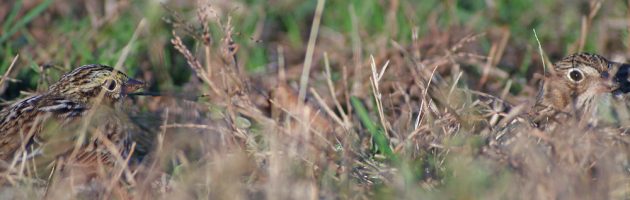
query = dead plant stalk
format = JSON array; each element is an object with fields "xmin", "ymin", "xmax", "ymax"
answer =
[{"xmin": 369, "ymin": 55, "xmax": 391, "ymax": 138}]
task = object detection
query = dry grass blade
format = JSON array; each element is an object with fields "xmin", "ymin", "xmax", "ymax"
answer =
[
  {"xmin": 114, "ymin": 19, "xmax": 146, "ymax": 71},
  {"xmin": 160, "ymin": 123, "xmax": 220, "ymax": 130},
  {"xmin": 0, "ymin": 54, "xmax": 18, "ymax": 90},
  {"xmin": 323, "ymin": 52, "xmax": 350, "ymax": 128},
  {"xmin": 369, "ymin": 55, "xmax": 391, "ymax": 137},
  {"xmin": 297, "ymin": 0, "xmax": 326, "ymax": 105},
  {"xmin": 417, "ymin": 65, "xmax": 440, "ymax": 129},
  {"xmin": 447, "ymin": 71, "xmax": 463, "ymax": 104},
  {"xmin": 576, "ymin": 0, "xmax": 601, "ymax": 52},
  {"xmin": 310, "ymin": 88, "xmax": 345, "ymax": 129},
  {"xmin": 171, "ymin": 33, "xmax": 222, "ymax": 96},
  {"xmin": 104, "ymin": 141, "xmax": 136, "ymax": 198},
  {"xmin": 533, "ymin": 29, "xmax": 548, "ymax": 74}
]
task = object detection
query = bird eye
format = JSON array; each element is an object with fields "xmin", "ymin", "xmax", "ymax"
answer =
[
  {"xmin": 104, "ymin": 80, "xmax": 118, "ymax": 91},
  {"xmin": 567, "ymin": 69, "xmax": 584, "ymax": 82}
]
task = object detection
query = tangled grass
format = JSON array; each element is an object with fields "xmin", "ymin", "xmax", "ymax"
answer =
[{"xmin": 1, "ymin": 0, "xmax": 630, "ymax": 199}]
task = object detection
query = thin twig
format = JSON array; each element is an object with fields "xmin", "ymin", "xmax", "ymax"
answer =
[
  {"xmin": 323, "ymin": 52, "xmax": 349, "ymax": 126},
  {"xmin": 161, "ymin": 123, "xmax": 220, "ymax": 130},
  {"xmin": 0, "ymin": 54, "xmax": 19, "ymax": 89},
  {"xmin": 297, "ymin": 0, "xmax": 326, "ymax": 105},
  {"xmin": 310, "ymin": 88, "xmax": 346, "ymax": 129},
  {"xmin": 416, "ymin": 65, "xmax": 439, "ymax": 130},
  {"xmin": 114, "ymin": 19, "xmax": 146, "ymax": 70}
]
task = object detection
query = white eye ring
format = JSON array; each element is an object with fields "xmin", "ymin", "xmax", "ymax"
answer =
[
  {"xmin": 567, "ymin": 68, "xmax": 584, "ymax": 83},
  {"xmin": 103, "ymin": 80, "xmax": 118, "ymax": 92}
]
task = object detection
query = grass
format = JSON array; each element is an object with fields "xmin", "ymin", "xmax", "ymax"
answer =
[{"xmin": 0, "ymin": 0, "xmax": 629, "ymax": 199}]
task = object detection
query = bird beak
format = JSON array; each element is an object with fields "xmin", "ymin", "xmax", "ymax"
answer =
[
  {"xmin": 610, "ymin": 63, "xmax": 630, "ymax": 97},
  {"xmin": 123, "ymin": 78, "xmax": 145, "ymax": 95}
]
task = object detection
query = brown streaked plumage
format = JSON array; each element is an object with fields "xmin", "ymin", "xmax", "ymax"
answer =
[{"xmin": 0, "ymin": 64, "xmax": 144, "ymax": 173}]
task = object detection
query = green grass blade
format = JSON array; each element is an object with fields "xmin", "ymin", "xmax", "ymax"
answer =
[
  {"xmin": 2, "ymin": 0, "xmax": 24, "ymax": 32},
  {"xmin": 0, "ymin": 0, "xmax": 53, "ymax": 44},
  {"xmin": 351, "ymin": 96, "xmax": 393, "ymax": 157}
]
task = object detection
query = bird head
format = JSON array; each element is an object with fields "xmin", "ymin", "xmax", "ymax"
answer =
[
  {"xmin": 48, "ymin": 64, "xmax": 144, "ymax": 104},
  {"xmin": 537, "ymin": 53, "xmax": 620, "ymax": 113}
]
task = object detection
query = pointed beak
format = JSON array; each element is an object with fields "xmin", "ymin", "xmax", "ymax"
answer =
[
  {"xmin": 611, "ymin": 63, "xmax": 630, "ymax": 97},
  {"xmin": 123, "ymin": 78, "xmax": 145, "ymax": 95}
]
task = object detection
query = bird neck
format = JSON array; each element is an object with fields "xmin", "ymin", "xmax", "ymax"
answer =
[
  {"xmin": 531, "ymin": 78, "xmax": 600, "ymax": 127},
  {"xmin": 534, "ymin": 79, "xmax": 571, "ymax": 112}
]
